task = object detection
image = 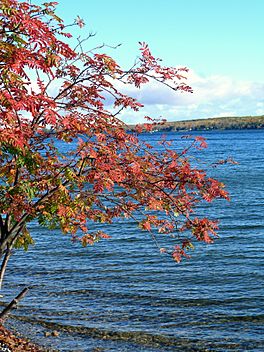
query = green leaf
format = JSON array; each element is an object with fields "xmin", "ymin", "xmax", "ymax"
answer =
[{"xmin": 14, "ymin": 227, "xmax": 35, "ymax": 251}]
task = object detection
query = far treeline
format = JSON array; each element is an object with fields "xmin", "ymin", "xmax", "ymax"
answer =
[{"xmin": 133, "ymin": 115, "xmax": 264, "ymax": 132}]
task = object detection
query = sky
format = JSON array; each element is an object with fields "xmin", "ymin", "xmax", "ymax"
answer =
[{"xmin": 45, "ymin": 0, "xmax": 264, "ymax": 123}]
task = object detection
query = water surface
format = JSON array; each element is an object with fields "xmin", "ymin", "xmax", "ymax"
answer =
[{"xmin": 1, "ymin": 129, "xmax": 264, "ymax": 351}]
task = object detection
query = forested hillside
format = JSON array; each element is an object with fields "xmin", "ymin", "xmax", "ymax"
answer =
[{"xmin": 132, "ymin": 115, "xmax": 264, "ymax": 132}]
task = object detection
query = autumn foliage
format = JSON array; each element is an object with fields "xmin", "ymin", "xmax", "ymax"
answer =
[{"xmin": 0, "ymin": 0, "xmax": 229, "ymax": 286}]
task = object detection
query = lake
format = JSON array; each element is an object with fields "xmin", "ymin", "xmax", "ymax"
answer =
[{"xmin": 1, "ymin": 129, "xmax": 264, "ymax": 351}]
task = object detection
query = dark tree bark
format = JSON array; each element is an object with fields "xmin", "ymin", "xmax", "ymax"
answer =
[{"xmin": 0, "ymin": 287, "xmax": 29, "ymax": 321}]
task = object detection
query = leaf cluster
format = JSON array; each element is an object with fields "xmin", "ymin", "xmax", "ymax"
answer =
[{"xmin": 0, "ymin": 0, "xmax": 229, "ymax": 262}]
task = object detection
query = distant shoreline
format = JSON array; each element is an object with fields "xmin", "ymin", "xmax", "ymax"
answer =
[{"xmin": 128, "ymin": 115, "xmax": 264, "ymax": 132}]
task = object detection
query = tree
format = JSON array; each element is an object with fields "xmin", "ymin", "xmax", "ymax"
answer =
[{"xmin": 0, "ymin": 0, "xmax": 229, "ymax": 290}]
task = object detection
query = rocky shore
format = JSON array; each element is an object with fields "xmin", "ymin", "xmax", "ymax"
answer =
[{"xmin": 0, "ymin": 324, "xmax": 53, "ymax": 352}]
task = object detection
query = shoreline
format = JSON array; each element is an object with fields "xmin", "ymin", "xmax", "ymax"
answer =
[
  {"xmin": 0, "ymin": 323, "xmax": 55, "ymax": 352},
  {"xmin": 127, "ymin": 115, "xmax": 264, "ymax": 132}
]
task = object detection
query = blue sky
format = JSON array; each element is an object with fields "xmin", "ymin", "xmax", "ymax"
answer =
[{"xmin": 52, "ymin": 0, "xmax": 264, "ymax": 122}]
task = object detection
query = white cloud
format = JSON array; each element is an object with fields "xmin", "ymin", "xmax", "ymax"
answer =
[
  {"xmin": 110, "ymin": 70, "xmax": 264, "ymax": 124},
  {"xmin": 28, "ymin": 68, "xmax": 263, "ymax": 125}
]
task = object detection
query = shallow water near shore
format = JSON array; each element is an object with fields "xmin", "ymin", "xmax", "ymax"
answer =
[{"xmin": 1, "ymin": 130, "xmax": 264, "ymax": 351}]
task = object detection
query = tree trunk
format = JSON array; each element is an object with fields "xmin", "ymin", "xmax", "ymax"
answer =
[
  {"xmin": 0, "ymin": 248, "xmax": 12, "ymax": 290},
  {"xmin": 0, "ymin": 227, "xmax": 23, "ymax": 290},
  {"xmin": 0, "ymin": 287, "xmax": 29, "ymax": 321}
]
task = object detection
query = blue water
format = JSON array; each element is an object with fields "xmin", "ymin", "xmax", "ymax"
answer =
[{"xmin": 1, "ymin": 129, "xmax": 264, "ymax": 351}]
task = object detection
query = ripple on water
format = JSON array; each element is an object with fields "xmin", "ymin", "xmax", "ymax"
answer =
[{"xmin": 1, "ymin": 130, "xmax": 264, "ymax": 351}]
